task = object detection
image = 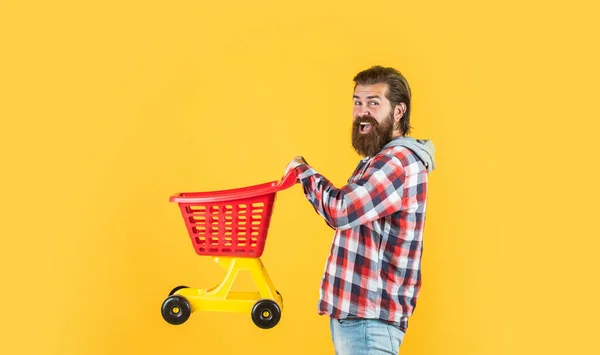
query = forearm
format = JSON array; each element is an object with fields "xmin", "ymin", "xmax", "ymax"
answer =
[
  {"xmin": 294, "ymin": 159, "xmax": 405, "ymax": 230},
  {"xmin": 294, "ymin": 164, "xmax": 353, "ymax": 229},
  {"xmin": 296, "ymin": 162, "xmax": 404, "ymax": 229}
]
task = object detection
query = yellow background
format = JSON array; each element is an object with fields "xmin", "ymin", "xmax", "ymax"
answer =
[{"xmin": 1, "ymin": 0, "xmax": 599, "ymax": 354}]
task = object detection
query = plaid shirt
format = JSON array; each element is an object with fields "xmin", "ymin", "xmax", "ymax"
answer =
[{"xmin": 294, "ymin": 144, "xmax": 430, "ymax": 332}]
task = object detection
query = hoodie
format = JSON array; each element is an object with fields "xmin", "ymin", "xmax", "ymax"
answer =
[{"xmin": 382, "ymin": 136, "xmax": 436, "ymax": 172}]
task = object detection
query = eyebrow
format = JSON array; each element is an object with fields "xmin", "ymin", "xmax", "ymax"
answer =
[{"xmin": 353, "ymin": 95, "xmax": 381, "ymax": 99}]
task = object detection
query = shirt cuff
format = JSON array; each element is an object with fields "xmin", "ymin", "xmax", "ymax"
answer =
[{"xmin": 294, "ymin": 164, "xmax": 317, "ymax": 182}]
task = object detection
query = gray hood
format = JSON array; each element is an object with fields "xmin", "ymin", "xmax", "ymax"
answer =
[{"xmin": 383, "ymin": 136, "xmax": 436, "ymax": 172}]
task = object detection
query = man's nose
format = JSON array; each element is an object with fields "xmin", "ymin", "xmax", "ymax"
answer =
[{"xmin": 360, "ymin": 107, "xmax": 371, "ymax": 117}]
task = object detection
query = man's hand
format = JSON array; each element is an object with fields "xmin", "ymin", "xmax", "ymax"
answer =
[{"xmin": 284, "ymin": 156, "xmax": 308, "ymax": 176}]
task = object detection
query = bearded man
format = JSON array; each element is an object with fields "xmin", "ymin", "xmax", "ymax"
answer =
[{"xmin": 285, "ymin": 66, "xmax": 436, "ymax": 355}]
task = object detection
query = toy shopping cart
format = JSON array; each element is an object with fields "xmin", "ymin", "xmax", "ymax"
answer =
[{"xmin": 161, "ymin": 170, "xmax": 297, "ymax": 329}]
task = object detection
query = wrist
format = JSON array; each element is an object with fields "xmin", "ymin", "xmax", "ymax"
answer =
[{"xmin": 293, "ymin": 163, "xmax": 312, "ymax": 177}]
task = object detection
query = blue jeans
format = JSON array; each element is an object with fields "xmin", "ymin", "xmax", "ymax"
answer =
[{"xmin": 330, "ymin": 318, "xmax": 405, "ymax": 355}]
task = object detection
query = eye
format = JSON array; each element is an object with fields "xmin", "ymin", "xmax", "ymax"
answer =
[
  {"xmin": 354, "ymin": 101, "xmax": 362, "ymax": 106},
  {"xmin": 369, "ymin": 101, "xmax": 379, "ymax": 106}
]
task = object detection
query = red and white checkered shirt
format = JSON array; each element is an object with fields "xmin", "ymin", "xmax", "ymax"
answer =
[{"xmin": 294, "ymin": 144, "xmax": 431, "ymax": 332}]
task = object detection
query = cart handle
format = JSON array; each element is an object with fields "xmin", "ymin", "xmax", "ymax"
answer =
[
  {"xmin": 169, "ymin": 169, "xmax": 299, "ymax": 203},
  {"xmin": 278, "ymin": 167, "xmax": 299, "ymax": 190}
]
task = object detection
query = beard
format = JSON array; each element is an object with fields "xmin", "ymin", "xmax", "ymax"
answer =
[{"xmin": 351, "ymin": 112, "xmax": 394, "ymax": 157}]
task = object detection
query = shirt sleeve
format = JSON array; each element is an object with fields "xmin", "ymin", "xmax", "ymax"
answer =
[{"xmin": 293, "ymin": 154, "xmax": 406, "ymax": 230}]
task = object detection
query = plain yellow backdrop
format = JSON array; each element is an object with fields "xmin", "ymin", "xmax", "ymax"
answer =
[{"xmin": 1, "ymin": 0, "xmax": 599, "ymax": 354}]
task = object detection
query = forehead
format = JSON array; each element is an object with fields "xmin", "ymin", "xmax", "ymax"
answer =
[{"xmin": 353, "ymin": 83, "xmax": 389, "ymax": 98}]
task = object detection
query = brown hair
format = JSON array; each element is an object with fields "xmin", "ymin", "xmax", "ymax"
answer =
[{"xmin": 353, "ymin": 66, "xmax": 412, "ymax": 136}]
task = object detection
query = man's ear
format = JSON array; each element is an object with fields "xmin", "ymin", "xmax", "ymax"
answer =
[{"xmin": 394, "ymin": 102, "xmax": 407, "ymax": 125}]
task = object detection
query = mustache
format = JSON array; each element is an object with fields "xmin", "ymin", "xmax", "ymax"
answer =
[{"xmin": 354, "ymin": 115, "xmax": 378, "ymax": 126}]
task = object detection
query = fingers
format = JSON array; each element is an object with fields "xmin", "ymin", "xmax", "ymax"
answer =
[
  {"xmin": 284, "ymin": 159, "xmax": 296, "ymax": 175},
  {"xmin": 284, "ymin": 156, "xmax": 308, "ymax": 176},
  {"xmin": 295, "ymin": 156, "xmax": 307, "ymax": 165}
]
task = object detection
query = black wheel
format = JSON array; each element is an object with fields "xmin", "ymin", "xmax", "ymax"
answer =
[
  {"xmin": 161, "ymin": 295, "xmax": 191, "ymax": 325},
  {"xmin": 169, "ymin": 285, "xmax": 189, "ymax": 296},
  {"xmin": 251, "ymin": 299, "xmax": 281, "ymax": 329}
]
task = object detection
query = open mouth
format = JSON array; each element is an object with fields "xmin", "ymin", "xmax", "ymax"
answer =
[{"xmin": 359, "ymin": 122, "xmax": 373, "ymax": 134}]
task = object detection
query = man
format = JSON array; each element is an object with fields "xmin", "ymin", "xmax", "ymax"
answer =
[{"xmin": 284, "ymin": 66, "xmax": 436, "ymax": 354}]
